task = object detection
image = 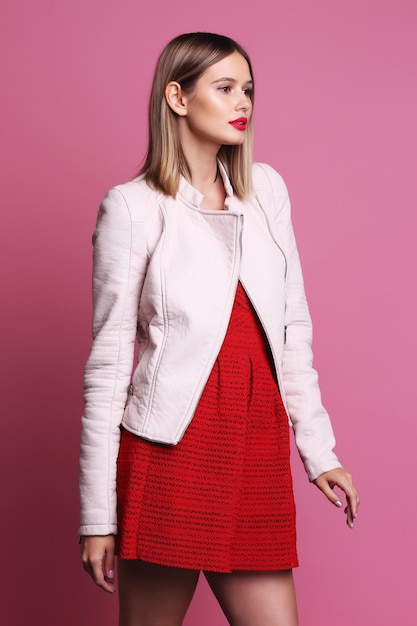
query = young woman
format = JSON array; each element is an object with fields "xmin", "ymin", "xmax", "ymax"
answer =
[{"xmin": 80, "ymin": 32, "xmax": 359, "ymax": 626}]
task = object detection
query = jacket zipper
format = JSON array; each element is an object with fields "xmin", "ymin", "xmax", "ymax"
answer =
[{"xmin": 176, "ymin": 213, "xmax": 245, "ymax": 440}]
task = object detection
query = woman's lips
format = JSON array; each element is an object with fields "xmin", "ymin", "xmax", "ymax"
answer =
[{"xmin": 229, "ymin": 117, "xmax": 248, "ymax": 130}]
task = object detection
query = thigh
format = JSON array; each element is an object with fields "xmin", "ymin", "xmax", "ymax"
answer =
[
  {"xmin": 204, "ymin": 569, "xmax": 298, "ymax": 626},
  {"xmin": 118, "ymin": 559, "xmax": 200, "ymax": 626}
]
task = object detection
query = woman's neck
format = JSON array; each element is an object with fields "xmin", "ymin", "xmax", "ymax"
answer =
[
  {"xmin": 186, "ymin": 154, "xmax": 219, "ymax": 196},
  {"xmin": 182, "ymin": 149, "xmax": 226, "ymax": 210},
  {"xmin": 178, "ymin": 126, "xmax": 222, "ymax": 196}
]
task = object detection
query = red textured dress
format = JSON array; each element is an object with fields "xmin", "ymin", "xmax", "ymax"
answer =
[{"xmin": 116, "ymin": 282, "xmax": 298, "ymax": 572}]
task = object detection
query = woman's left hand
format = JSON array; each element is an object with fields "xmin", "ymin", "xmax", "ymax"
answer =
[{"xmin": 313, "ymin": 468, "xmax": 360, "ymax": 528}]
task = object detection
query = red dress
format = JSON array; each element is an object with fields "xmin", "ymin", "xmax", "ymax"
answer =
[{"xmin": 116, "ymin": 282, "xmax": 298, "ymax": 572}]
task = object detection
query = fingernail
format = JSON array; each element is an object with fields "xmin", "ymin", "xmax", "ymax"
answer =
[
  {"xmin": 349, "ymin": 521, "xmax": 354, "ymax": 528},
  {"xmin": 107, "ymin": 570, "xmax": 114, "ymax": 579},
  {"xmin": 354, "ymin": 513, "xmax": 358, "ymax": 518},
  {"xmin": 335, "ymin": 500, "xmax": 343, "ymax": 507}
]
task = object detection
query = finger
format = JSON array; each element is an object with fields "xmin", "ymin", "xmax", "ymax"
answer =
[
  {"xmin": 344, "ymin": 487, "xmax": 360, "ymax": 528},
  {"xmin": 337, "ymin": 481, "xmax": 360, "ymax": 520},
  {"xmin": 350, "ymin": 491, "xmax": 360, "ymax": 518},
  {"xmin": 329, "ymin": 473, "xmax": 360, "ymax": 517},
  {"xmin": 314, "ymin": 476, "xmax": 344, "ymax": 508},
  {"xmin": 104, "ymin": 548, "xmax": 116, "ymax": 589},
  {"xmin": 90, "ymin": 557, "xmax": 116, "ymax": 594},
  {"xmin": 314, "ymin": 469, "xmax": 360, "ymax": 529},
  {"xmin": 344, "ymin": 504, "xmax": 354, "ymax": 529},
  {"xmin": 347, "ymin": 494, "xmax": 359, "ymax": 520}
]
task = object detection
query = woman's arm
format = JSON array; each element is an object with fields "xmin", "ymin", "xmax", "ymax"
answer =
[
  {"xmin": 253, "ymin": 163, "xmax": 360, "ymax": 526},
  {"xmin": 79, "ymin": 187, "xmax": 151, "ymax": 537}
]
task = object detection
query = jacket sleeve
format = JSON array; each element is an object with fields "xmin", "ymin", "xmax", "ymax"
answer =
[
  {"xmin": 254, "ymin": 163, "xmax": 343, "ymax": 481},
  {"xmin": 79, "ymin": 187, "xmax": 149, "ymax": 536}
]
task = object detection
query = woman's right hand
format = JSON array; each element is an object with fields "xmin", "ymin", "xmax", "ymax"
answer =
[{"xmin": 80, "ymin": 535, "xmax": 116, "ymax": 593}]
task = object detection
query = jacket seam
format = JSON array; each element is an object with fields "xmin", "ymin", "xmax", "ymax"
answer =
[{"xmin": 141, "ymin": 209, "xmax": 169, "ymax": 430}]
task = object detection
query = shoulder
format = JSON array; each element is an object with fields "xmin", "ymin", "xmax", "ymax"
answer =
[
  {"xmin": 101, "ymin": 175, "xmax": 165, "ymax": 223},
  {"xmin": 252, "ymin": 162, "xmax": 289, "ymax": 201},
  {"xmin": 251, "ymin": 163, "xmax": 290, "ymax": 222}
]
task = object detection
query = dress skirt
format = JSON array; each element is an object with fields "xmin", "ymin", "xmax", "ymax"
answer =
[{"xmin": 116, "ymin": 282, "xmax": 298, "ymax": 572}]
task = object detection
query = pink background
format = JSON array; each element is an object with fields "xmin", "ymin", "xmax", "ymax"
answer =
[{"xmin": 1, "ymin": 0, "xmax": 416, "ymax": 624}]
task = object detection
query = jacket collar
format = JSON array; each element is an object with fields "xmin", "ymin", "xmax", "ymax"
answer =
[{"xmin": 177, "ymin": 160, "xmax": 234, "ymax": 211}]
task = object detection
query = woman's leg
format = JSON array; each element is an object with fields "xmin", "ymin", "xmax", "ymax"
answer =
[
  {"xmin": 204, "ymin": 569, "xmax": 298, "ymax": 626},
  {"xmin": 118, "ymin": 559, "xmax": 200, "ymax": 626}
]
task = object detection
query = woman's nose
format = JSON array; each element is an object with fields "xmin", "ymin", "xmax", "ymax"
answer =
[{"xmin": 236, "ymin": 96, "xmax": 250, "ymax": 112}]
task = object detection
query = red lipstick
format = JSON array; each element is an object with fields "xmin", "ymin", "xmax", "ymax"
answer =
[{"xmin": 229, "ymin": 117, "xmax": 248, "ymax": 130}]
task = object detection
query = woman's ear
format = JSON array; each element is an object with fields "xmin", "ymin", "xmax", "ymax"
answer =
[{"xmin": 165, "ymin": 81, "xmax": 188, "ymax": 116}]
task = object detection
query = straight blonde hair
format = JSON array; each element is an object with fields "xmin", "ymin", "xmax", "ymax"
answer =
[{"xmin": 139, "ymin": 33, "xmax": 254, "ymax": 198}]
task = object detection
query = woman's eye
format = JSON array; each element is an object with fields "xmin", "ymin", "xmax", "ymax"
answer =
[{"xmin": 218, "ymin": 85, "xmax": 252, "ymax": 96}]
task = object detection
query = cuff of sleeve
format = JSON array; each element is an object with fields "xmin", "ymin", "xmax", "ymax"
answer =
[
  {"xmin": 79, "ymin": 523, "xmax": 118, "ymax": 536},
  {"xmin": 307, "ymin": 460, "xmax": 343, "ymax": 483}
]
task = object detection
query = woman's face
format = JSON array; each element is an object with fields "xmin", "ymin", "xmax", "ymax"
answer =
[{"xmin": 177, "ymin": 51, "xmax": 253, "ymax": 150}]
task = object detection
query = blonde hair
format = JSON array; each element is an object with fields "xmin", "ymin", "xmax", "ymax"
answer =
[{"xmin": 140, "ymin": 32, "xmax": 254, "ymax": 198}]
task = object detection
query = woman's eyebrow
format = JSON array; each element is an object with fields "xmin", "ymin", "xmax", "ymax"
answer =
[{"xmin": 211, "ymin": 77, "xmax": 254, "ymax": 85}]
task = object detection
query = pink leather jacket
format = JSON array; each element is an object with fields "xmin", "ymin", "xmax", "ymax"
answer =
[{"xmin": 79, "ymin": 162, "xmax": 341, "ymax": 536}]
